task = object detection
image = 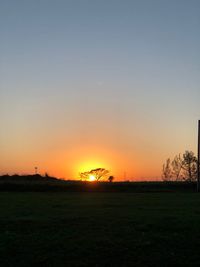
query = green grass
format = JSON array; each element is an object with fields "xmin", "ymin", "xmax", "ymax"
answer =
[{"xmin": 1, "ymin": 192, "xmax": 200, "ymax": 266}]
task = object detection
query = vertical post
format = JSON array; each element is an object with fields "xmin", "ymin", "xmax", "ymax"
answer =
[{"xmin": 197, "ymin": 120, "xmax": 200, "ymax": 192}]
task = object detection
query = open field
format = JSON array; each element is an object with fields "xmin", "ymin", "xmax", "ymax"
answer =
[{"xmin": 1, "ymin": 192, "xmax": 200, "ymax": 266}]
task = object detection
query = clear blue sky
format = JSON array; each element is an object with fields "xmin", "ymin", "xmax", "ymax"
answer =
[{"xmin": 0, "ymin": 0, "xmax": 200, "ymax": 179}]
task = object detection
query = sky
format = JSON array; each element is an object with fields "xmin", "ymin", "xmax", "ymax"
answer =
[{"xmin": 0, "ymin": 0, "xmax": 200, "ymax": 180}]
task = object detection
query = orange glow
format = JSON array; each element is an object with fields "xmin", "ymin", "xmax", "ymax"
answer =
[
  {"xmin": 57, "ymin": 143, "xmax": 164, "ymax": 181},
  {"xmin": 89, "ymin": 175, "xmax": 96, "ymax": 181},
  {"xmin": 1, "ymin": 142, "xmax": 167, "ymax": 181},
  {"xmin": 78, "ymin": 160, "xmax": 106, "ymax": 174},
  {"xmin": 55, "ymin": 144, "xmax": 141, "ymax": 181}
]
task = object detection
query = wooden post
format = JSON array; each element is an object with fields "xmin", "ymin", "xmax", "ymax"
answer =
[{"xmin": 197, "ymin": 120, "xmax": 200, "ymax": 192}]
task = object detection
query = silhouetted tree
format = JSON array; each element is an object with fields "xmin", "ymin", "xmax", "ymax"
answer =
[
  {"xmin": 182, "ymin": 151, "xmax": 197, "ymax": 182},
  {"xmin": 108, "ymin": 176, "xmax": 114, "ymax": 182},
  {"xmin": 162, "ymin": 151, "xmax": 198, "ymax": 182},
  {"xmin": 79, "ymin": 168, "xmax": 110, "ymax": 181},
  {"xmin": 162, "ymin": 158, "xmax": 172, "ymax": 181},
  {"xmin": 79, "ymin": 171, "xmax": 90, "ymax": 180},
  {"xmin": 171, "ymin": 154, "xmax": 183, "ymax": 181}
]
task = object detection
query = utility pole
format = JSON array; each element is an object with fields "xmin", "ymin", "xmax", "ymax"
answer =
[{"xmin": 197, "ymin": 120, "xmax": 200, "ymax": 192}]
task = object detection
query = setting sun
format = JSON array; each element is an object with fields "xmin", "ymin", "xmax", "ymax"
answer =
[{"xmin": 89, "ymin": 175, "xmax": 96, "ymax": 182}]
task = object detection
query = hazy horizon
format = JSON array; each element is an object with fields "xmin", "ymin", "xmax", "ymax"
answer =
[{"xmin": 1, "ymin": 0, "xmax": 200, "ymax": 180}]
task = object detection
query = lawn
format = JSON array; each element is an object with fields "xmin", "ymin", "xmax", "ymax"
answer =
[{"xmin": 0, "ymin": 192, "xmax": 200, "ymax": 266}]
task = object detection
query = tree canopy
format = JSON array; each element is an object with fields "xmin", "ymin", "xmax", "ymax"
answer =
[
  {"xmin": 162, "ymin": 151, "xmax": 198, "ymax": 182},
  {"xmin": 79, "ymin": 168, "xmax": 110, "ymax": 181}
]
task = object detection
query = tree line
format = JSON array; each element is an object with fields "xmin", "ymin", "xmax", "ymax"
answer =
[{"xmin": 162, "ymin": 150, "xmax": 198, "ymax": 182}]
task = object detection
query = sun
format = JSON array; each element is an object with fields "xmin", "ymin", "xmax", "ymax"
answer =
[{"xmin": 89, "ymin": 175, "xmax": 96, "ymax": 182}]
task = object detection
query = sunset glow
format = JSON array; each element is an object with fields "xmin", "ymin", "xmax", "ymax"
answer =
[
  {"xmin": 89, "ymin": 175, "xmax": 96, "ymax": 182},
  {"xmin": 0, "ymin": 1, "xmax": 199, "ymax": 181},
  {"xmin": 1, "ymin": 1, "xmax": 200, "ymax": 266}
]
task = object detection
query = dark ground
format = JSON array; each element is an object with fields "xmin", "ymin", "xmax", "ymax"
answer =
[
  {"xmin": 1, "ymin": 192, "xmax": 200, "ymax": 266},
  {"xmin": 0, "ymin": 175, "xmax": 197, "ymax": 192}
]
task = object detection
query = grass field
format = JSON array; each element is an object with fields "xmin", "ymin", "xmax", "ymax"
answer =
[{"xmin": 1, "ymin": 192, "xmax": 200, "ymax": 266}]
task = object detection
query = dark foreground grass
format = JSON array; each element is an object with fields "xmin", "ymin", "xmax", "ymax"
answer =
[{"xmin": 1, "ymin": 192, "xmax": 200, "ymax": 266}]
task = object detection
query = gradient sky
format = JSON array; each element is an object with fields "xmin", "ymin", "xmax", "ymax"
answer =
[{"xmin": 0, "ymin": 0, "xmax": 200, "ymax": 180}]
